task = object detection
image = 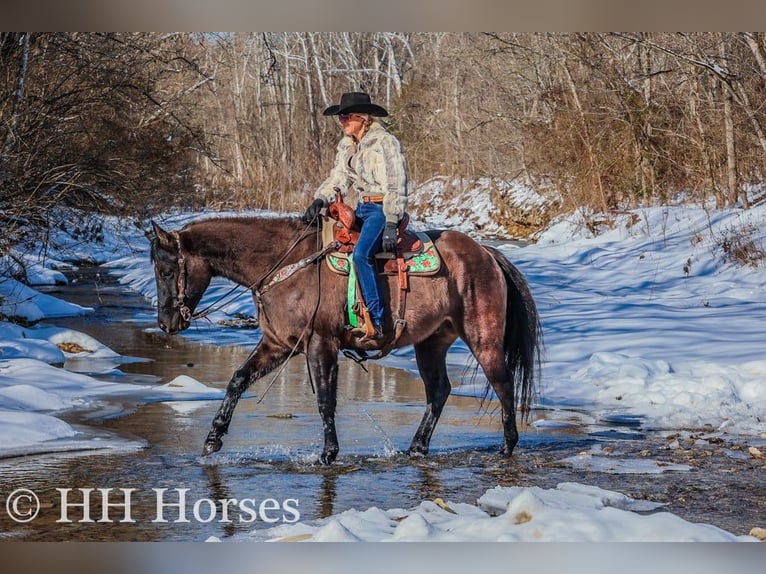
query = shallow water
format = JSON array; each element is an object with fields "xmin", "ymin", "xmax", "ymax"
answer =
[{"xmin": 0, "ymin": 268, "xmax": 763, "ymax": 540}]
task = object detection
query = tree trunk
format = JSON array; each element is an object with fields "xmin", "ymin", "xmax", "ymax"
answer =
[
  {"xmin": 2, "ymin": 32, "xmax": 30, "ymax": 154},
  {"xmin": 723, "ymin": 79, "xmax": 739, "ymax": 207},
  {"xmin": 691, "ymin": 77, "xmax": 722, "ymax": 208},
  {"xmin": 742, "ymin": 32, "xmax": 766, "ymax": 79},
  {"xmin": 719, "ymin": 40, "xmax": 740, "ymax": 207},
  {"xmin": 299, "ymin": 33, "xmax": 321, "ymax": 169},
  {"xmin": 639, "ymin": 32, "xmax": 653, "ymax": 204}
]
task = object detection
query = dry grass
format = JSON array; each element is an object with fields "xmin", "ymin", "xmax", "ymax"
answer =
[{"xmin": 717, "ymin": 224, "xmax": 766, "ymax": 267}]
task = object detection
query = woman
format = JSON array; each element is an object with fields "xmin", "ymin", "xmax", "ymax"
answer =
[{"xmin": 303, "ymin": 91, "xmax": 409, "ymax": 342}]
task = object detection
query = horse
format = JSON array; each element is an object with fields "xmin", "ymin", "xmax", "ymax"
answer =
[{"xmin": 148, "ymin": 214, "xmax": 542, "ymax": 464}]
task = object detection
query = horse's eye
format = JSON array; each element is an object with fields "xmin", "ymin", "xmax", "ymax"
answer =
[{"xmin": 160, "ymin": 269, "xmax": 175, "ymax": 279}]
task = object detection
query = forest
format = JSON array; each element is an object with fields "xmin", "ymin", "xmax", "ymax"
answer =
[{"xmin": 3, "ymin": 32, "xmax": 766, "ymax": 241}]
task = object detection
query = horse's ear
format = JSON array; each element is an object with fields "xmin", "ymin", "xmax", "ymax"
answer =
[{"xmin": 150, "ymin": 221, "xmax": 176, "ymax": 252}]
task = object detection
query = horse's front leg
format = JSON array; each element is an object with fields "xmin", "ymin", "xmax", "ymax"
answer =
[
  {"xmin": 307, "ymin": 337, "xmax": 340, "ymax": 465},
  {"xmin": 202, "ymin": 339, "xmax": 290, "ymax": 456}
]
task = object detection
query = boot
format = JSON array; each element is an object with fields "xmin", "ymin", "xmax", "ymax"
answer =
[{"xmin": 355, "ymin": 324, "xmax": 384, "ymax": 343}]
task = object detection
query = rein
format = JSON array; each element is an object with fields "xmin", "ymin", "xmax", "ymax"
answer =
[
  {"xmin": 168, "ymin": 220, "xmax": 333, "ymax": 405},
  {"xmin": 171, "ymin": 220, "xmax": 325, "ymax": 323},
  {"xmin": 171, "ymin": 231, "xmax": 193, "ymax": 323},
  {"xmin": 255, "ymin": 225, "xmax": 330, "ymax": 404},
  {"xmin": 255, "ymin": 240, "xmax": 339, "ymax": 299}
]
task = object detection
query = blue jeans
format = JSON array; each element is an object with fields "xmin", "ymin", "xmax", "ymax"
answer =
[{"xmin": 353, "ymin": 202, "xmax": 387, "ymax": 326}]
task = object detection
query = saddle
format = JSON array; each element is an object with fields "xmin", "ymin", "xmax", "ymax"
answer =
[
  {"xmin": 321, "ymin": 192, "xmax": 441, "ymax": 354},
  {"xmin": 322, "ymin": 193, "xmax": 441, "ymax": 277}
]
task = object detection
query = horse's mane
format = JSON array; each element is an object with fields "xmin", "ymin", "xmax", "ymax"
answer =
[
  {"xmin": 181, "ymin": 213, "xmax": 303, "ymax": 231},
  {"xmin": 175, "ymin": 214, "xmax": 312, "ymax": 261}
]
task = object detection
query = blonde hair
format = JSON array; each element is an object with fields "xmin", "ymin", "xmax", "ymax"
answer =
[{"xmin": 359, "ymin": 113, "xmax": 375, "ymax": 137}]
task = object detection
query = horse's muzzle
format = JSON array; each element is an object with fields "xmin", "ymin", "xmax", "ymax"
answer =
[{"xmin": 158, "ymin": 315, "xmax": 189, "ymax": 335}]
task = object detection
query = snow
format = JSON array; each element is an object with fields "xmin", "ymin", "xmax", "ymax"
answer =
[
  {"xmin": 0, "ymin": 410, "xmax": 78, "ymax": 448},
  {"xmin": 501, "ymin": 204, "xmax": 766, "ymax": 438},
  {"xmin": 2, "ymin": 192, "xmax": 766, "ymax": 540},
  {"xmin": 409, "ymin": 177, "xmax": 554, "ymax": 238},
  {"xmin": 0, "ymin": 276, "xmax": 92, "ymax": 322},
  {"xmin": 237, "ymin": 481, "xmax": 745, "ymax": 542},
  {"xmin": 558, "ymin": 444, "xmax": 692, "ymax": 474},
  {"xmin": 152, "ymin": 374, "xmax": 225, "ymax": 400},
  {"xmin": 0, "ymin": 227, "xmax": 226, "ymax": 459}
]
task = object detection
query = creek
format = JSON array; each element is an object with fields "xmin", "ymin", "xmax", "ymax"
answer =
[{"xmin": 0, "ymin": 266, "xmax": 761, "ymax": 540}]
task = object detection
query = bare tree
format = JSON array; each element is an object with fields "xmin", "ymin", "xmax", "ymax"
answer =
[{"xmin": 7, "ymin": 32, "xmax": 766, "ymax": 245}]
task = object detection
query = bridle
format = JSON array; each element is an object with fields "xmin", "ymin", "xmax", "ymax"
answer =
[
  {"xmin": 171, "ymin": 231, "xmax": 193, "ymax": 323},
  {"xmin": 166, "ymin": 220, "xmax": 330, "ymax": 404},
  {"xmin": 162, "ymin": 218, "xmax": 360, "ymax": 404},
  {"xmin": 167, "ymin": 221, "xmax": 329, "ymax": 326}
]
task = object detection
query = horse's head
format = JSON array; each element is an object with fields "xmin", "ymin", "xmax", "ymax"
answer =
[{"xmin": 147, "ymin": 221, "xmax": 212, "ymax": 334}]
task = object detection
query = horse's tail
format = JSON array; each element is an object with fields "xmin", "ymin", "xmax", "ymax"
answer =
[{"xmin": 484, "ymin": 245, "xmax": 543, "ymax": 421}]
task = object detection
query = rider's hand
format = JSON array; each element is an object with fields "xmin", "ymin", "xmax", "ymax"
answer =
[
  {"xmin": 381, "ymin": 222, "xmax": 398, "ymax": 253},
  {"xmin": 303, "ymin": 198, "xmax": 326, "ymax": 224}
]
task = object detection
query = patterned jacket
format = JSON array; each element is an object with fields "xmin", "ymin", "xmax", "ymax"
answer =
[{"xmin": 314, "ymin": 122, "xmax": 408, "ymax": 224}]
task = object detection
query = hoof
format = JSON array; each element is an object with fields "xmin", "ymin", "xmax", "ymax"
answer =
[
  {"xmin": 202, "ymin": 438, "xmax": 223, "ymax": 456},
  {"xmin": 498, "ymin": 444, "xmax": 515, "ymax": 457},
  {"xmin": 320, "ymin": 450, "xmax": 338, "ymax": 465},
  {"xmin": 407, "ymin": 445, "xmax": 428, "ymax": 458}
]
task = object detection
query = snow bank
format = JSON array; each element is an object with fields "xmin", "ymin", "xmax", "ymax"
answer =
[{"xmin": 241, "ymin": 483, "xmax": 754, "ymax": 542}]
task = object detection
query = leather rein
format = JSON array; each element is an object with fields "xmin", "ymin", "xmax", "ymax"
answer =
[
  {"xmin": 172, "ymin": 231, "xmax": 193, "ymax": 323},
  {"xmin": 169, "ymin": 223, "xmax": 333, "ymax": 324}
]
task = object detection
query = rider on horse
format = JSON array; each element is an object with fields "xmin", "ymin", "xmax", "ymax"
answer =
[{"xmin": 303, "ymin": 91, "xmax": 409, "ymax": 342}]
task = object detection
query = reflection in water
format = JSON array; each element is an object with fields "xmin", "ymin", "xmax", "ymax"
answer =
[
  {"xmin": 202, "ymin": 464, "xmax": 237, "ymax": 538},
  {"xmin": 317, "ymin": 472, "xmax": 337, "ymax": 518},
  {"xmin": 413, "ymin": 462, "xmax": 443, "ymax": 501}
]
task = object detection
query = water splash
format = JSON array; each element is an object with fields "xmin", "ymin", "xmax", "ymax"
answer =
[{"xmin": 360, "ymin": 409, "xmax": 398, "ymax": 458}]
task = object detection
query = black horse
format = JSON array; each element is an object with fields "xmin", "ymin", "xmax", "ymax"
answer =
[{"xmin": 148, "ymin": 215, "xmax": 542, "ymax": 463}]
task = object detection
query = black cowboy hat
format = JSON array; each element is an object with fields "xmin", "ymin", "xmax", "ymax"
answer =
[{"xmin": 322, "ymin": 92, "xmax": 388, "ymax": 117}]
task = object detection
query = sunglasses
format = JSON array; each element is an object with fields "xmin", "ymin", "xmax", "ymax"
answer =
[{"xmin": 338, "ymin": 113, "xmax": 362, "ymax": 122}]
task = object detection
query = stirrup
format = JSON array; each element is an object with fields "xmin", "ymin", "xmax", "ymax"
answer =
[{"xmin": 354, "ymin": 325, "xmax": 384, "ymax": 342}]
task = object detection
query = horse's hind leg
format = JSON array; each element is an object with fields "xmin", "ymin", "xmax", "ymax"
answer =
[
  {"xmin": 469, "ymin": 342, "xmax": 518, "ymax": 456},
  {"xmin": 408, "ymin": 330, "xmax": 456, "ymax": 457},
  {"xmin": 202, "ymin": 339, "xmax": 290, "ymax": 456},
  {"xmin": 457, "ymin": 306, "xmax": 519, "ymax": 455}
]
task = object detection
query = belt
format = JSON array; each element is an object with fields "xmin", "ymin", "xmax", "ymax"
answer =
[{"xmin": 361, "ymin": 195, "xmax": 384, "ymax": 204}]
